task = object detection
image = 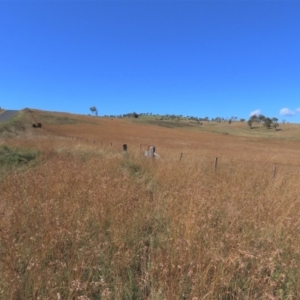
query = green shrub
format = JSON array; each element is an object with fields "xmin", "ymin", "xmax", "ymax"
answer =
[{"xmin": 0, "ymin": 145, "xmax": 38, "ymax": 167}]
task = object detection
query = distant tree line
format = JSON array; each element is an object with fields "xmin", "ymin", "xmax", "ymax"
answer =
[
  {"xmin": 89, "ymin": 109, "xmax": 284, "ymax": 130},
  {"xmin": 247, "ymin": 114, "xmax": 279, "ymax": 130}
]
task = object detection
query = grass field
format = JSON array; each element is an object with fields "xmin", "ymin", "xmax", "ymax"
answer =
[{"xmin": 1, "ymin": 109, "xmax": 300, "ymax": 299}]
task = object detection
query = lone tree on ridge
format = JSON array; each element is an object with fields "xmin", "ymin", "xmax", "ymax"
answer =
[{"xmin": 90, "ymin": 106, "xmax": 98, "ymax": 116}]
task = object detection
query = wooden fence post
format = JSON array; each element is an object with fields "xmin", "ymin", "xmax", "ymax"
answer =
[
  {"xmin": 179, "ymin": 153, "xmax": 183, "ymax": 161},
  {"xmin": 214, "ymin": 157, "xmax": 218, "ymax": 171},
  {"xmin": 273, "ymin": 164, "xmax": 277, "ymax": 178},
  {"xmin": 149, "ymin": 146, "xmax": 155, "ymax": 158}
]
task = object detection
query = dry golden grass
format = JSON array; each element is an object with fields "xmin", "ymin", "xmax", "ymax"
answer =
[
  {"xmin": 1, "ymin": 110, "xmax": 300, "ymax": 299},
  {"xmin": 30, "ymin": 109, "xmax": 300, "ymax": 164}
]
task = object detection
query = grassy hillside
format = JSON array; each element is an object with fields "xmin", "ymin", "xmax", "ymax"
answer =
[{"xmin": 1, "ymin": 109, "xmax": 300, "ymax": 299}]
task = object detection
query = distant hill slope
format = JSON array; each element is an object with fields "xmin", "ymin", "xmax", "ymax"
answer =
[
  {"xmin": 24, "ymin": 108, "xmax": 300, "ymax": 141},
  {"xmin": 1, "ymin": 108, "xmax": 300, "ymax": 166}
]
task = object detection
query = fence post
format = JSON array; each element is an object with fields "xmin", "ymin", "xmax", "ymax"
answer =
[
  {"xmin": 214, "ymin": 157, "xmax": 218, "ymax": 171},
  {"xmin": 179, "ymin": 153, "xmax": 183, "ymax": 161},
  {"xmin": 273, "ymin": 164, "xmax": 277, "ymax": 178},
  {"xmin": 149, "ymin": 146, "xmax": 155, "ymax": 158},
  {"xmin": 123, "ymin": 144, "xmax": 127, "ymax": 152}
]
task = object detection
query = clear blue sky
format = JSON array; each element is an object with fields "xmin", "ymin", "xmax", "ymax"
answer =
[{"xmin": 1, "ymin": 0, "xmax": 299, "ymax": 121}]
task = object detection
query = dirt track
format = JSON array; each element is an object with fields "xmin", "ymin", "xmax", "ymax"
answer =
[{"xmin": 0, "ymin": 110, "xmax": 19, "ymax": 122}]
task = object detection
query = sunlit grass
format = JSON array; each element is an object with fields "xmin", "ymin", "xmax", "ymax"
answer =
[{"xmin": 1, "ymin": 110, "xmax": 300, "ymax": 298}]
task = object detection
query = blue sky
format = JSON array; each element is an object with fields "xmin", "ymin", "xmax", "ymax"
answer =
[{"xmin": 1, "ymin": 0, "xmax": 299, "ymax": 121}]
